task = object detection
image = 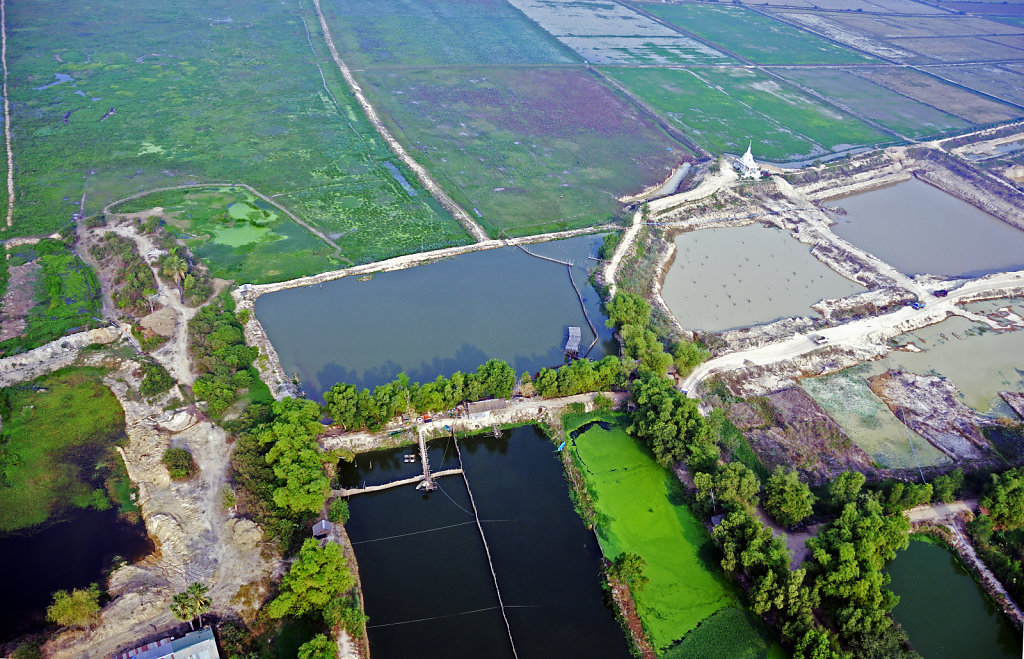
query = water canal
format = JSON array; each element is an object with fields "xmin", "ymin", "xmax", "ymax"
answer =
[
  {"xmin": 661, "ymin": 224, "xmax": 863, "ymax": 332},
  {"xmin": 342, "ymin": 426, "xmax": 630, "ymax": 659},
  {"xmin": 888, "ymin": 539, "xmax": 1019, "ymax": 659},
  {"xmin": 830, "ymin": 179, "xmax": 1024, "ymax": 278},
  {"xmin": 0, "ymin": 508, "xmax": 152, "ymax": 642},
  {"xmin": 255, "ymin": 234, "xmax": 614, "ymax": 397}
]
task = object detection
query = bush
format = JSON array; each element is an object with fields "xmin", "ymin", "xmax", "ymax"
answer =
[
  {"xmin": 140, "ymin": 361, "xmax": 174, "ymax": 397},
  {"xmin": 328, "ymin": 498, "xmax": 350, "ymax": 524},
  {"xmin": 47, "ymin": 584, "xmax": 101, "ymax": 628},
  {"xmin": 162, "ymin": 447, "xmax": 197, "ymax": 480}
]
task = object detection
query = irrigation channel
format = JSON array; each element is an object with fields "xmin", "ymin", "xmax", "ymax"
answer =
[
  {"xmin": 339, "ymin": 427, "xmax": 630, "ymax": 659},
  {"xmin": 255, "ymin": 234, "xmax": 614, "ymax": 397},
  {"xmin": 0, "ymin": 508, "xmax": 152, "ymax": 642}
]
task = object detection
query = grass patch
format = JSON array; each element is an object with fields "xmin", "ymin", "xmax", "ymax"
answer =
[
  {"xmin": 663, "ymin": 607, "xmax": 786, "ymax": 659},
  {"xmin": 115, "ymin": 187, "xmax": 338, "ymax": 283},
  {"xmin": 641, "ymin": 2, "xmax": 874, "ymax": 65},
  {"xmin": 357, "ymin": 65, "xmax": 681, "ymax": 235},
  {"xmin": 8, "ymin": 0, "xmax": 469, "ymax": 263},
  {"xmin": 0, "ymin": 239, "xmax": 101, "ymax": 356},
  {"xmin": 572, "ymin": 418, "xmax": 739, "ymax": 651},
  {"xmin": 0, "ymin": 367, "xmax": 126, "ymax": 532}
]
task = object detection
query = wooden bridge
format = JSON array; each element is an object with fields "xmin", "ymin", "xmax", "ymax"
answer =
[{"xmin": 331, "ymin": 469, "xmax": 463, "ymax": 497}]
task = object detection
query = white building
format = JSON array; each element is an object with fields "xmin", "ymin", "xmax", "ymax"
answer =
[{"xmin": 738, "ymin": 142, "xmax": 760, "ymax": 179}]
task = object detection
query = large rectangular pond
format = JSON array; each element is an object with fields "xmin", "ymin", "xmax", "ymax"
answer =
[
  {"xmin": 343, "ymin": 426, "xmax": 630, "ymax": 659},
  {"xmin": 661, "ymin": 224, "xmax": 864, "ymax": 332},
  {"xmin": 255, "ymin": 235, "xmax": 614, "ymax": 397},
  {"xmin": 888, "ymin": 539, "xmax": 1019, "ymax": 658},
  {"xmin": 830, "ymin": 179, "xmax": 1024, "ymax": 278}
]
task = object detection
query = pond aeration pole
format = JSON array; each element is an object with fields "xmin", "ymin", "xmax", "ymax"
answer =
[{"xmin": 453, "ymin": 438, "xmax": 520, "ymax": 659}]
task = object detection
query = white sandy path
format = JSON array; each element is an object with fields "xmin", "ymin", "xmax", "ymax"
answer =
[
  {"xmin": 680, "ymin": 270, "xmax": 1024, "ymax": 394},
  {"xmin": 309, "ymin": 0, "xmax": 488, "ymax": 243}
]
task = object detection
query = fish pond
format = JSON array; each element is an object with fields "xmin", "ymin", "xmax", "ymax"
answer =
[
  {"xmin": 830, "ymin": 179, "xmax": 1024, "ymax": 277},
  {"xmin": 888, "ymin": 539, "xmax": 1019, "ymax": 658},
  {"xmin": 0, "ymin": 508, "xmax": 152, "ymax": 642},
  {"xmin": 661, "ymin": 224, "xmax": 863, "ymax": 332},
  {"xmin": 255, "ymin": 234, "xmax": 614, "ymax": 397},
  {"xmin": 342, "ymin": 426, "xmax": 630, "ymax": 659}
]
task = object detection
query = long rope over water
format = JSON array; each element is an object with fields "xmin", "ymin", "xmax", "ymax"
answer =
[{"xmin": 454, "ymin": 438, "xmax": 520, "ymax": 659}]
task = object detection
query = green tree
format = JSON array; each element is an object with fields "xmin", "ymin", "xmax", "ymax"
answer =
[
  {"xmin": 140, "ymin": 361, "xmax": 174, "ymax": 397},
  {"xmin": 793, "ymin": 628, "xmax": 846, "ymax": 659},
  {"xmin": 828, "ymin": 471, "xmax": 865, "ymax": 508},
  {"xmin": 982, "ymin": 467, "xmax": 1024, "ymax": 529},
  {"xmin": 765, "ymin": 468, "xmax": 815, "ymax": 527},
  {"xmin": 605, "ymin": 291, "xmax": 651, "ymax": 329},
  {"xmin": 328, "ymin": 498, "xmax": 350, "ymax": 524},
  {"xmin": 161, "ymin": 253, "xmax": 188, "ymax": 301},
  {"xmin": 162, "ymin": 447, "xmax": 197, "ymax": 480},
  {"xmin": 628, "ymin": 372, "xmax": 715, "ymax": 469},
  {"xmin": 608, "ymin": 552, "xmax": 649, "ymax": 592},
  {"xmin": 297, "ymin": 634, "xmax": 337, "ymax": 659},
  {"xmin": 476, "ymin": 359, "xmax": 515, "ymax": 399},
  {"xmin": 695, "ymin": 462, "xmax": 761, "ymax": 514},
  {"xmin": 259, "ymin": 398, "xmax": 330, "ymax": 515},
  {"xmin": 931, "ymin": 468, "xmax": 964, "ymax": 503},
  {"xmin": 672, "ymin": 339, "xmax": 709, "ymax": 377},
  {"xmin": 170, "ymin": 582, "xmax": 211, "ymax": 630},
  {"xmin": 47, "ymin": 584, "xmax": 101, "ymax": 628},
  {"xmin": 266, "ymin": 539, "xmax": 355, "ymax": 619}
]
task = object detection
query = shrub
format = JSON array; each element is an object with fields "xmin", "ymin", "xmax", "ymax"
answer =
[
  {"xmin": 140, "ymin": 361, "xmax": 174, "ymax": 397},
  {"xmin": 328, "ymin": 498, "xmax": 350, "ymax": 524},
  {"xmin": 162, "ymin": 447, "xmax": 197, "ymax": 480},
  {"xmin": 47, "ymin": 584, "xmax": 101, "ymax": 628}
]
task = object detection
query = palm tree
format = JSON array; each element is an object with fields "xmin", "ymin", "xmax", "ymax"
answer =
[
  {"xmin": 161, "ymin": 254, "xmax": 188, "ymax": 302},
  {"xmin": 169, "ymin": 582, "xmax": 212, "ymax": 630}
]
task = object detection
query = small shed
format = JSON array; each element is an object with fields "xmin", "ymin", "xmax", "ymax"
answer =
[
  {"xmin": 312, "ymin": 519, "xmax": 335, "ymax": 539},
  {"xmin": 565, "ymin": 326, "xmax": 581, "ymax": 355},
  {"xmin": 467, "ymin": 398, "xmax": 508, "ymax": 421}
]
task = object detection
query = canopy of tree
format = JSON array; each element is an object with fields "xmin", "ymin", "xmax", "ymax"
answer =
[
  {"xmin": 764, "ymin": 468, "xmax": 815, "ymax": 528},
  {"xmin": 266, "ymin": 539, "xmax": 355, "ymax": 619},
  {"xmin": 297, "ymin": 634, "xmax": 338, "ymax": 659},
  {"xmin": 628, "ymin": 372, "xmax": 716, "ymax": 469},
  {"xmin": 258, "ymin": 398, "xmax": 330, "ymax": 515},
  {"xmin": 46, "ymin": 584, "xmax": 101, "ymax": 629},
  {"xmin": 981, "ymin": 466, "xmax": 1024, "ymax": 529},
  {"xmin": 189, "ymin": 296, "xmax": 259, "ymax": 416}
]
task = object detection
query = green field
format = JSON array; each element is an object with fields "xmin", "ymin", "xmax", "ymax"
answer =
[
  {"xmin": 663, "ymin": 607, "xmax": 786, "ymax": 659},
  {"xmin": 7, "ymin": 0, "xmax": 469, "ymax": 263},
  {"xmin": 602, "ymin": 66, "xmax": 889, "ymax": 161},
  {"xmin": 640, "ymin": 2, "xmax": 874, "ymax": 65},
  {"xmin": 0, "ymin": 239, "xmax": 101, "ymax": 356},
  {"xmin": 0, "ymin": 368, "xmax": 126, "ymax": 531},
  {"xmin": 570, "ymin": 416, "xmax": 739, "ymax": 651},
  {"xmin": 359, "ymin": 66, "xmax": 682, "ymax": 235},
  {"xmin": 777, "ymin": 68, "xmax": 970, "ymax": 139},
  {"xmin": 115, "ymin": 187, "xmax": 339, "ymax": 283}
]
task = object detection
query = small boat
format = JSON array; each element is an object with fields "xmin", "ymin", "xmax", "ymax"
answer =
[{"xmin": 557, "ymin": 441, "xmax": 566, "ymax": 452}]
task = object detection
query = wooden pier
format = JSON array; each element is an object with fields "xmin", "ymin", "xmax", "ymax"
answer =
[{"xmin": 331, "ymin": 469, "xmax": 463, "ymax": 498}]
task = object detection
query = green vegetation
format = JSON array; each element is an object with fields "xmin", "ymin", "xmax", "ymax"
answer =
[
  {"xmin": 663, "ymin": 607, "xmax": 785, "ymax": 659},
  {"xmin": 628, "ymin": 372, "xmax": 717, "ymax": 470},
  {"xmin": 572, "ymin": 416, "xmax": 738, "ymax": 650},
  {"xmin": 981, "ymin": 466, "xmax": 1024, "ymax": 529},
  {"xmin": 115, "ymin": 188, "xmax": 337, "ymax": 284},
  {"xmin": 298, "ymin": 635, "xmax": 337, "ymax": 659},
  {"xmin": 8, "ymin": 0, "xmax": 468, "ymax": 264},
  {"xmin": 327, "ymin": 498, "xmax": 350, "ymax": 525},
  {"xmin": 967, "ymin": 513, "xmax": 1024, "ymax": 606},
  {"xmin": 140, "ymin": 361, "xmax": 174, "ymax": 397},
  {"xmin": 533, "ymin": 356, "xmax": 627, "ymax": 398},
  {"xmin": 258, "ymin": 399, "xmax": 332, "ymax": 516},
  {"xmin": 266, "ymin": 539, "xmax": 355, "ymax": 619},
  {"xmin": 672, "ymin": 339, "xmax": 709, "ymax": 377},
  {"xmin": 170, "ymin": 582, "xmax": 211, "ymax": 631},
  {"xmin": 161, "ymin": 447, "xmax": 197, "ymax": 480},
  {"xmin": 188, "ymin": 295, "xmax": 267, "ymax": 417},
  {"xmin": 931, "ymin": 468, "xmax": 964, "ymax": 504},
  {"xmin": 607, "ymin": 292, "xmax": 674, "ymax": 376},
  {"xmin": 46, "ymin": 584, "xmax": 101, "ymax": 629},
  {"xmin": 608, "ymin": 551, "xmax": 649, "ymax": 592},
  {"xmin": 88, "ymin": 233, "xmax": 157, "ymax": 315},
  {"xmin": 641, "ymin": 3, "xmax": 873, "ymax": 65},
  {"xmin": 764, "ymin": 468, "xmax": 815, "ymax": 528},
  {"xmin": 0, "ymin": 368, "xmax": 125, "ymax": 531},
  {"xmin": 0, "ymin": 239, "xmax": 101, "ymax": 356}
]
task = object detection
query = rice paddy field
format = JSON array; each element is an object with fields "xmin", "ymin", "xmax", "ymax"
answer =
[
  {"xmin": 7, "ymin": 0, "xmax": 469, "ymax": 263},
  {"xmin": 568, "ymin": 415, "xmax": 778, "ymax": 654},
  {"xmin": 639, "ymin": 2, "xmax": 875, "ymax": 65},
  {"xmin": 323, "ymin": 0, "xmax": 686, "ymax": 235},
  {"xmin": 114, "ymin": 187, "xmax": 338, "ymax": 284}
]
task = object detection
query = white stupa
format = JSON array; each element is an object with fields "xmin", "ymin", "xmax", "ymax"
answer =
[{"xmin": 739, "ymin": 142, "xmax": 759, "ymax": 179}]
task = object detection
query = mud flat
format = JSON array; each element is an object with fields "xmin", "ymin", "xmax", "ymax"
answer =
[
  {"xmin": 661, "ymin": 224, "xmax": 863, "ymax": 332},
  {"xmin": 829, "ymin": 179, "xmax": 1024, "ymax": 277}
]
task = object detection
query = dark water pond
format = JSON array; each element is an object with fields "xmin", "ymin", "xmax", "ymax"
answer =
[
  {"xmin": 888, "ymin": 539, "xmax": 1020, "ymax": 658},
  {"xmin": 343, "ymin": 426, "xmax": 629, "ymax": 659},
  {"xmin": 255, "ymin": 234, "xmax": 614, "ymax": 398},
  {"xmin": 0, "ymin": 508, "xmax": 153, "ymax": 642}
]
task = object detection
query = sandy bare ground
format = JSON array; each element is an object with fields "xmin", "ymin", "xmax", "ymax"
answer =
[
  {"xmin": 309, "ymin": 0, "xmax": 488, "ymax": 243},
  {"xmin": 680, "ymin": 269, "xmax": 1024, "ymax": 395},
  {"xmin": 0, "ymin": 260, "xmax": 38, "ymax": 340}
]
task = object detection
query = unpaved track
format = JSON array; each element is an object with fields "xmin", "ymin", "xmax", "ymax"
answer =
[
  {"xmin": 680, "ymin": 270, "xmax": 1024, "ymax": 394},
  {"xmin": 1, "ymin": 0, "xmax": 13, "ymax": 229},
  {"xmin": 309, "ymin": 0, "xmax": 488, "ymax": 242}
]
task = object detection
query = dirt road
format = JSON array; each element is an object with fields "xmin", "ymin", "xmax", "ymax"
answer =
[{"xmin": 680, "ymin": 269, "xmax": 1024, "ymax": 394}]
